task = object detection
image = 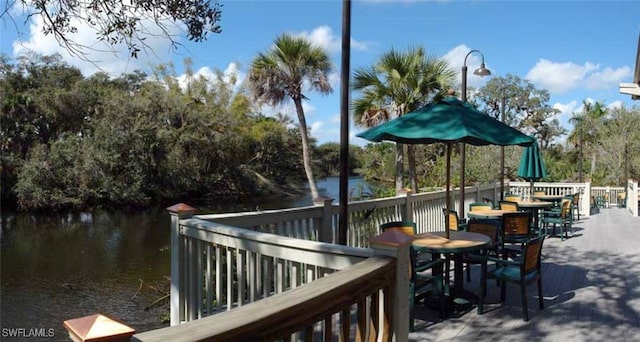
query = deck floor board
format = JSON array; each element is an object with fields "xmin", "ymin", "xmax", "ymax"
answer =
[{"xmin": 409, "ymin": 208, "xmax": 640, "ymax": 341}]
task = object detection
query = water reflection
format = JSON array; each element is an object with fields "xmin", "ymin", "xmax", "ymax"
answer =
[
  {"xmin": 0, "ymin": 177, "xmax": 371, "ymax": 340},
  {"xmin": 1, "ymin": 209, "xmax": 171, "ymax": 341}
]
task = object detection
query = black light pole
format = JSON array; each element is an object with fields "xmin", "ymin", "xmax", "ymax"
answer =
[
  {"xmin": 460, "ymin": 50, "xmax": 491, "ymax": 217},
  {"xmin": 338, "ymin": 0, "xmax": 351, "ymax": 245},
  {"xmin": 500, "ymin": 95, "xmax": 506, "ymax": 201}
]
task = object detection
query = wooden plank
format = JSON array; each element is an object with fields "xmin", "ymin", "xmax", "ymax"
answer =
[{"xmin": 132, "ymin": 256, "xmax": 395, "ymax": 342}]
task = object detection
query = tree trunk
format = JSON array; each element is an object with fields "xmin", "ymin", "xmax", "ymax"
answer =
[
  {"xmin": 395, "ymin": 143, "xmax": 404, "ymax": 195},
  {"xmin": 294, "ymin": 98, "xmax": 319, "ymax": 200},
  {"xmin": 407, "ymin": 145, "xmax": 417, "ymax": 192},
  {"xmin": 590, "ymin": 152, "xmax": 596, "ymax": 178}
]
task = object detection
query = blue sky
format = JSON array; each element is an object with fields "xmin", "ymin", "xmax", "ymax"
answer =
[{"xmin": 2, "ymin": 0, "xmax": 639, "ymax": 145}]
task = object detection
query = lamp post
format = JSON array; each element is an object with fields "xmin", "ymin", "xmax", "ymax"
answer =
[
  {"xmin": 500, "ymin": 95, "xmax": 506, "ymax": 201},
  {"xmin": 460, "ymin": 49, "xmax": 491, "ymax": 217}
]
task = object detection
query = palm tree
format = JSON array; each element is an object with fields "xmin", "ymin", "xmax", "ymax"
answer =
[
  {"xmin": 568, "ymin": 100, "xmax": 607, "ymax": 181},
  {"xmin": 247, "ymin": 34, "xmax": 333, "ymax": 200},
  {"xmin": 352, "ymin": 46, "xmax": 455, "ymax": 193}
]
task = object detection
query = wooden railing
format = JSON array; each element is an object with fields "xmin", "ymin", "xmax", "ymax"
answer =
[
  {"xmin": 202, "ymin": 181, "xmax": 602, "ymax": 248},
  {"xmin": 132, "ymin": 256, "xmax": 400, "ymax": 341},
  {"xmin": 64, "ymin": 181, "xmax": 637, "ymax": 341}
]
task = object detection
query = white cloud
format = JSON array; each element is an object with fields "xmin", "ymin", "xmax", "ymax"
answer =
[
  {"xmin": 553, "ymin": 100, "xmax": 579, "ymax": 130},
  {"xmin": 443, "ymin": 44, "xmax": 491, "ymax": 90},
  {"xmin": 608, "ymin": 100, "xmax": 624, "ymax": 109},
  {"xmin": 584, "ymin": 66, "xmax": 631, "ymax": 90},
  {"xmin": 296, "ymin": 25, "xmax": 369, "ymax": 54},
  {"xmin": 524, "ymin": 59, "xmax": 630, "ymax": 94},
  {"xmin": 310, "ymin": 121, "xmax": 325, "ymax": 137},
  {"xmin": 176, "ymin": 62, "xmax": 246, "ymax": 95},
  {"xmin": 12, "ymin": 13, "xmax": 182, "ymax": 76}
]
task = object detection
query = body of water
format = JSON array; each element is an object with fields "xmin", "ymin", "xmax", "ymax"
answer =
[{"xmin": 0, "ymin": 177, "xmax": 370, "ymax": 340}]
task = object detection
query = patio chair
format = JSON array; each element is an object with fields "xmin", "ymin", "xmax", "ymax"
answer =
[
  {"xmin": 499, "ymin": 200, "xmax": 520, "ymax": 212},
  {"xmin": 505, "ymin": 194, "xmax": 521, "ymax": 202},
  {"xmin": 541, "ymin": 198, "xmax": 572, "ymax": 241},
  {"xmin": 461, "ymin": 219, "xmax": 501, "ymax": 283},
  {"xmin": 470, "ymin": 202, "xmax": 493, "ymax": 212},
  {"xmin": 572, "ymin": 192, "xmax": 581, "ymax": 220},
  {"xmin": 380, "ymin": 221, "xmax": 446, "ymax": 330},
  {"xmin": 478, "ymin": 235, "xmax": 545, "ymax": 321},
  {"xmin": 617, "ymin": 193, "xmax": 627, "ymax": 208},
  {"xmin": 500, "ymin": 211, "xmax": 532, "ymax": 258},
  {"xmin": 482, "ymin": 197, "xmax": 496, "ymax": 209},
  {"xmin": 443, "ymin": 208, "xmax": 468, "ymax": 231}
]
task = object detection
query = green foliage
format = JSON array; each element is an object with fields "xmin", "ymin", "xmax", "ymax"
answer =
[
  {"xmin": 1, "ymin": 54, "xmax": 311, "ymax": 211},
  {"xmin": 3, "ymin": 0, "xmax": 222, "ymax": 59}
]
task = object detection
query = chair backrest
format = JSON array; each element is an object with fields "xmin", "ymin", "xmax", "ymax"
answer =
[
  {"xmin": 559, "ymin": 199, "xmax": 572, "ymax": 219},
  {"xmin": 482, "ymin": 197, "xmax": 495, "ymax": 208},
  {"xmin": 442, "ymin": 208, "xmax": 461, "ymax": 231},
  {"xmin": 505, "ymin": 194, "xmax": 521, "ymax": 202},
  {"xmin": 470, "ymin": 202, "xmax": 492, "ymax": 212},
  {"xmin": 502, "ymin": 212, "xmax": 531, "ymax": 238},
  {"xmin": 499, "ymin": 200, "xmax": 519, "ymax": 212},
  {"xmin": 522, "ymin": 236, "xmax": 545, "ymax": 275},
  {"xmin": 572, "ymin": 192, "xmax": 580, "ymax": 205},
  {"xmin": 467, "ymin": 219, "xmax": 500, "ymax": 246},
  {"xmin": 380, "ymin": 221, "xmax": 417, "ymax": 236}
]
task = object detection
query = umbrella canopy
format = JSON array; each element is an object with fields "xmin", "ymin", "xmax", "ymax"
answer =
[
  {"xmin": 357, "ymin": 96, "xmax": 535, "ymax": 238},
  {"xmin": 358, "ymin": 97, "xmax": 536, "ymax": 146},
  {"xmin": 517, "ymin": 140, "xmax": 547, "ymax": 196}
]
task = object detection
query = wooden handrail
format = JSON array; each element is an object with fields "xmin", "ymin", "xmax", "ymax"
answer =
[{"xmin": 131, "ymin": 256, "xmax": 396, "ymax": 342}]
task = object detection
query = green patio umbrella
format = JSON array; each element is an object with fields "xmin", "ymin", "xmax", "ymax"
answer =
[
  {"xmin": 517, "ymin": 140, "xmax": 547, "ymax": 198},
  {"xmin": 357, "ymin": 96, "xmax": 535, "ymax": 238}
]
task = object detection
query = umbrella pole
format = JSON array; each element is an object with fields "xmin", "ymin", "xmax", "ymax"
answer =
[
  {"xmin": 530, "ymin": 180, "xmax": 534, "ymax": 201},
  {"xmin": 446, "ymin": 142, "xmax": 452, "ymax": 239}
]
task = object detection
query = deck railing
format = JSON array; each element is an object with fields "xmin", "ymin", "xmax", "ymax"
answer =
[
  {"xmin": 202, "ymin": 181, "xmax": 599, "ymax": 248},
  {"xmin": 63, "ymin": 181, "xmax": 639, "ymax": 341}
]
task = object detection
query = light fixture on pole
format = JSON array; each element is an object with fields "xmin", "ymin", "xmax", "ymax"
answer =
[{"xmin": 459, "ymin": 49, "xmax": 491, "ymax": 217}]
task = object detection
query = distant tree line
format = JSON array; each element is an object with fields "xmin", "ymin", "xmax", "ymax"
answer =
[{"xmin": 0, "ymin": 53, "xmax": 362, "ymax": 211}]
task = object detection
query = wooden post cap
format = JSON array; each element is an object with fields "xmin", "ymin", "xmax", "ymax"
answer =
[
  {"xmin": 63, "ymin": 314, "xmax": 135, "ymax": 342},
  {"xmin": 369, "ymin": 230, "xmax": 413, "ymax": 247},
  {"xmin": 166, "ymin": 203, "xmax": 196, "ymax": 214}
]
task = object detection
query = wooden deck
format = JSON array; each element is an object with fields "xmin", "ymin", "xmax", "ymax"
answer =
[{"xmin": 410, "ymin": 207, "xmax": 640, "ymax": 341}]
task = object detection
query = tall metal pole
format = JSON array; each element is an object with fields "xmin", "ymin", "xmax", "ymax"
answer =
[
  {"xmin": 500, "ymin": 96, "xmax": 506, "ymax": 201},
  {"xmin": 338, "ymin": 0, "xmax": 351, "ymax": 245},
  {"xmin": 459, "ymin": 65, "xmax": 468, "ymax": 216},
  {"xmin": 459, "ymin": 49, "xmax": 490, "ymax": 218}
]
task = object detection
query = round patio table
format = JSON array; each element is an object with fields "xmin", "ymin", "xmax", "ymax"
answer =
[
  {"xmin": 413, "ymin": 231, "xmax": 490, "ymax": 314},
  {"xmin": 532, "ymin": 194, "xmax": 565, "ymax": 205},
  {"xmin": 467, "ymin": 209, "xmax": 514, "ymax": 219},
  {"xmin": 515, "ymin": 200, "xmax": 553, "ymax": 234}
]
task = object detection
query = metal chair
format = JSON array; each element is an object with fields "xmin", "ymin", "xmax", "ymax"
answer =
[
  {"xmin": 380, "ymin": 221, "xmax": 446, "ymax": 330},
  {"xmin": 462, "ymin": 219, "xmax": 501, "ymax": 283},
  {"xmin": 443, "ymin": 208, "xmax": 467, "ymax": 231},
  {"xmin": 505, "ymin": 194, "xmax": 522, "ymax": 202},
  {"xmin": 470, "ymin": 202, "xmax": 493, "ymax": 212},
  {"xmin": 499, "ymin": 200, "xmax": 520, "ymax": 212},
  {"xmin": 478, "ymin": 235, "xmax": 546, "ymax": 321},
  {"xmin": 482, "ymin": 197, "xmax": 496, "ymax": 209},
  {"xmin": 500, "ymin": 211, "xmax": 532, "ymax": 258},
  {"xmin": 541, "ymin": 198, "xmax": 573, "ymax": 241}
]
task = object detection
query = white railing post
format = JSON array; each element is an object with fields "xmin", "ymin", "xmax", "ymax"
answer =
[
  {"xmin": 313, "ymin": 196, "xmax": 335, "ymax": 243},
  {"xmin": 404, "ymin": 189, "xmax": 414, "ymax": 223},
  {"xmin": 369, "ymin": 230, "xmax": 411, "ymax": 342},
  {"xmin": 167, "ymin": 203, "xmax": 196, "ymax": 326},
  {"xmin": 584, "ymin": 182, "xmax": 591, "ymax": 217}
]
